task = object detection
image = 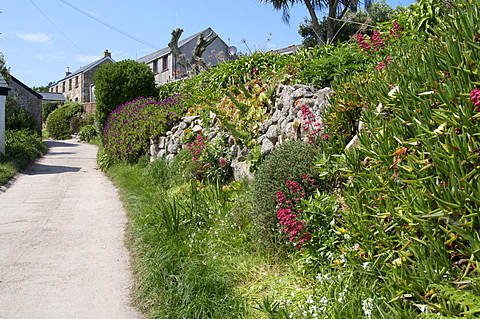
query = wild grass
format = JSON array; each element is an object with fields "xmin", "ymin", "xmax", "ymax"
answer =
[{"xmin": 0, "ymin": 130, "xmax": 47, "ymax": 185}]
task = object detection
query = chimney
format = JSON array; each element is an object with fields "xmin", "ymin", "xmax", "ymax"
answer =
[
  {"xmin": 102, "ymin": 49, "xmax": 111, "ymax": 58},
  {"xmin": 65, "ymin": 67, "xmax": 71, "ymax": 77}
]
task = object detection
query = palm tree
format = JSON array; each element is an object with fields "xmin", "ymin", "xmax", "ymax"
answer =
[
  {"xmin": 258, "ymin": 0, "xmax": 372, "ymax": 45},
  {"xmin": 258, "ymin": 0, "xmax": 325, "ymax": 45}
]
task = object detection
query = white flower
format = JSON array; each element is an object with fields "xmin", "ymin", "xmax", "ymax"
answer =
[
  {"xmin": 319, "ymin": 297, "xmax": 328, "ymax": 305},
  {"xmin": 362, "ymin": 298, "xmax": 374, "ymax": 319},
  {"xmin": 306, "ymin": 295, "xmax": 314, "ymax": 304}
]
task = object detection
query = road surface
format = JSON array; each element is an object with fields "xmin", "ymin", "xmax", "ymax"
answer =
[{"xmin": 0, "ymin": 139, "xmax": 142, "ymax": 319}]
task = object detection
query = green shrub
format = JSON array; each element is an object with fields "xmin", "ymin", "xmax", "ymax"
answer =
[
  {"xmin": 251, "ymin": 140, "xmax": 321, "ymax": 249},
  {"xmin": 5, "ymin": 95, "xmax": 37, "ymax": 132},
  {"xmin": 93, "ymin": 59, "xmax": 157, "ymax": 130},
  {"xmin": 42, "ymin": 101, "xmax": 61, "ymax": 123},
  {"xmin": 0, "ymin": 130, "xmax": 47, "ymax": 184},
  {"xmin": 78, "ymin": 125, "xmax": 97, "ymax": 142},
  {"xmin": 102, "ymin": 96, "xmax": 182, "ymax": 163},
  {"xmin": 45, "ymin": 102, "xmax": 83, "ymax": 139}
]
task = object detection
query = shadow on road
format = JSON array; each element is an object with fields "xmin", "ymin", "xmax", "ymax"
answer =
[
  {"xmin": 44, "ymin": 140, "xmax": 80, "ymax": 148},
  {"xmin": 27, "ymin": 163, "xmax": 81, "ymax": 175}
]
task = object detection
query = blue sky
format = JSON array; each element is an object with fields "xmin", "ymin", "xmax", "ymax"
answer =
[{"xmin": 1, "ymin": 0, "xmax": 414, "ymax": 88}]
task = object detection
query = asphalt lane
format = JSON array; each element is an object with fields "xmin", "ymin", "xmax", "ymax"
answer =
[{"xmin": 0, "ymin": 139, "xmax": 142, "ymax": 319}]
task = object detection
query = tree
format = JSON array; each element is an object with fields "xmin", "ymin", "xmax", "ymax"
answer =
[
  {"xmin": 93, "ymin": 59, "xmax": 157, "ymax": 130},
  {"xmin": 299, "ymin": 0, "xmax": 397, "ymax": 46},
  {"xmin": 0, "ymin": 53, "xmax": 11, "ymax": 82},
  {"xmin": 258, "ymin": 0, "xmax": 373, "ymax": 45},
  {"xmin": 168, "ymin": 28, "xmax": 218, "ymax": 76},
  {"xmin": 32, "ymin": 82, "xmax": 55, "ymax": 92}
]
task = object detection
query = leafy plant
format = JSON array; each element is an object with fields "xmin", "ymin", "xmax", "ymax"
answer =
[
  {"xmin": 252, "ymin": 140, "xmax": 322, "ymax": 250},
  {"xmin": 78, "ymin": 124, "xmax": 97, "ymax": 142},
  {"xmin": 93, "ymin": 59, "xmax": 157, "ymax": 130},
  {"xmin": 5, "ymin": 95, "xmax": 37, "ymax": 132},
  {"xmin": 0, "ymin": 130, "xmax": 47, "ymax": 184},
  {"xmin": 45, "ymin": 102, "xmax": 83, "ymax": 139},
  {"xmin": 102, "ymin": 96, "xmax": 183, "ymax": 162}
]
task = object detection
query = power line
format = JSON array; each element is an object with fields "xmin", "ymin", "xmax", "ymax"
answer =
[
  {"xmin": 60, "ymin": 0, "xmax": 160, "ymax": 50},
  {"xmin": 29, "ymin": 0, "xmax": 93, "ymax": 59}
]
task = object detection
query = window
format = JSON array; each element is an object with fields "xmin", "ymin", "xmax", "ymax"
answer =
[
  {"xmin": 75, "ymin": 76, "xmax": 79, "ymax": 88},
  {"xmin": 162, "ymin": 56, "xmax": 168, "ymax": 72},
  {"xmin": 69, "ymin": 79, "xmax": 72, "ymax": 90},
  {"xmin": 62, "ymin": 82, "xmax": 65, "ymax": 93},
  {"xmin": 152, "ymin": 59, "xmax": 158, "ymax": 73}
]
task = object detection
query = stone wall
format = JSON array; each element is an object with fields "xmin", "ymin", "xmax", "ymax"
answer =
[
  {"xmin": 8, "ymin": 76, "xmax": 42, "ymax": 133},
  {"xmin": 150, "ymin": 84, "xmax": 333, "ymax": 180}
]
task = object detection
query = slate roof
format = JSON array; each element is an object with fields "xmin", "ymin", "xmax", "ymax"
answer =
[
  {"xmin": 53, "ymin": 55, "xmax": 115, "ymax": 84},
  {"xmin": 136, "ymin": 27, "xmax": 215, "ymax": 64},
  {"xmin": 38, "ymin": 92, "xmax": 66, "ymax": 102},
  {"xmin": 270, "ymin": 44, "xmax": 303, "ymax": 55}
]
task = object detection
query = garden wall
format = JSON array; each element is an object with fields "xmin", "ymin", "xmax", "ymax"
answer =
[{"xmin": 150, "ymin": 84, "xmax": 333, "ymax": 180}]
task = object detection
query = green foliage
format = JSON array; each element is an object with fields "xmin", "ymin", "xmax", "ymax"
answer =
[
  {"xmin": 5, "ymin": 95, "xmax": 37, "ymax": 132},
  {"xmin": 298, "ymin": 0, "xmax": 398, "ymax": 46},
  {"xmin": 296, "ymin": 43, "xmax": 371, "ymax": 88},
  {"xmin": 93, "ymin": 59, "xmax": 157, "ymax": 130},
  {"xmin": 252, "ymin": 140, "xmax": 321, "ymax": 249},
  {"xmin": 45, "ymin": 102, "xmax": 83, "ymax": 139},
  {"xmin": 211, "ymin": 78, "xmax": 273, "ymax": 148},
  {"xmin": 102, "ymin": 96, "xmax": 182, "ymax": 163},
  {"xmin": 185, "ymin": 131, "xmax": 232, "ymax": 183},
  {"xmin": 332, "ymin": 0, "xmax": 480, "ymax": 315},
  {"xmin": 78, "ymin": 124, "xmax": 97, "ymax": 142},
  {"xmin": 395, "ymin": 0, "xmax": 454, "ymax": 38},
  {"xmin": 42, "ymin": 101, "xmax": 61, "ymax": 123},
  {"xmin": 0, "ymin": 130, "xmax": 47, "ymax": 184}
]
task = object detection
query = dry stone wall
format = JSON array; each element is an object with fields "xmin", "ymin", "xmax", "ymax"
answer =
[{"xmin": 150, "ymin": 84, "xmax": 333, "ymax": 180}]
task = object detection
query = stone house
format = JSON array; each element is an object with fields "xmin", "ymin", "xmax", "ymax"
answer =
[
  {"xmin": 48, "ymin": 50, "xmax": 114, "ymax": 113},
  {"xmin": 137, "ymin": 28, "xmax": 232, "ymax": 86},
  {"xmin": 7, "ymin": 75, "xmax": 43, "ymax": 132}
]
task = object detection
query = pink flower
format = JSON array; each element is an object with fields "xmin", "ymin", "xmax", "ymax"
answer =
[
  {"xmin": 470, "ymin": 89, "xmax": 480, "ymax": 111},
  {"xmin": 321, "ymin": 134, "xmax": 331, "ymax": 140},
  {"xmin": 376, "ymin": 62, "xmax": 386, "ymax": 70},
  {"xmin": 385, "ymin": 56, "xmax": 393, "ymax": 63}
]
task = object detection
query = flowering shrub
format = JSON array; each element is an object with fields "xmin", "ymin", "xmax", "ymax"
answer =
[
  {"xmin": 185, "ymin": 131, "xmax": 231, "ymax": 182},
  {"xmin": 275, "ymin": 175, "xmax": 320, "ymax": 249},
  {"xmin": 252, "ymin": 140, "xmax": 321, "ymax": 250},
  {"xmin": 471, "ymin": 89, "xmax": 480, "ymax": 111},
  {"xmin": 102, "ymin": 95, "xmax": 183, "ymax": 162}
]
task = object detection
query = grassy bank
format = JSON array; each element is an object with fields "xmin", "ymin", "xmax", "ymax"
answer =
[{"xmin": 0, "ymin": 130, "xmax": 47, "ymax": 185}]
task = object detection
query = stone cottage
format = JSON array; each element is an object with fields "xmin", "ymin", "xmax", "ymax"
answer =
[
  {"xmin": 48, "ymin": 50, "xmax": 114, "ymax": 113},
  {"xmin": 137, "ymin": 27, "xmax": 232, "ymax": 86},
  {"xmin": 7, "ymin": 75, "xmax": 43, "ymax": 132}
]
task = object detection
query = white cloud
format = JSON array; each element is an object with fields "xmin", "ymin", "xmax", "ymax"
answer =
[
  {"xmin": 17, "ymin": 33, "xmax": 51, "ymax": 43},
  {"xmin": 75, "ymin": 55, "xmax": 101, "ymax": 63}
]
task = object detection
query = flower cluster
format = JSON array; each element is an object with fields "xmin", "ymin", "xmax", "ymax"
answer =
[
  {"xmin": 356, "ymin": 30, "xmax": 385, "ymax": 53},
  {"xmin": 356, "ymin": 22, "xmax": 402, "ymax": 53},
  {"xmin": 276, "ymin": 174, "xmax": 319, "ymax": 249},
  {"xmin": 470, "ymin": 89, "xmax": 480, "ymax": 111},
  {"xmin": 186, "ymin": 132, "xmax": 208, "ymax": 170},
  {"xmin": 186, "ymin": 131, "xmax": 231, "ymax": 182},
  {"xmin": 300, "ymin": 105, "xmax": 329, "ymax": 143},
  {"xmin": 375, "ymin": 56, "xmax": 394, "ymax": 70},
  {"xmin": 102, "ymin": 95, "xmax": 182, "ymax": 162}
]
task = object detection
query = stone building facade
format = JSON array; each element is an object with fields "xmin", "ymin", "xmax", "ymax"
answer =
[
  {"xmin": 8, "ymin": 75, "xmax": 43, "ymax": 132},
  {"xmin": 137, "ymin": 28, "xmax": 232, "ymax": 86},
  {"xmin": 49, "ymin": 50, "xmax": 114, "ymax": 112}
]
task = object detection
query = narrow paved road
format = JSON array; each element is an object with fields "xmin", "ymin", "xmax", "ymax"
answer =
[{"xmin": 0, "ymin": 139, "xmax": 142, "ymax": 319}]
